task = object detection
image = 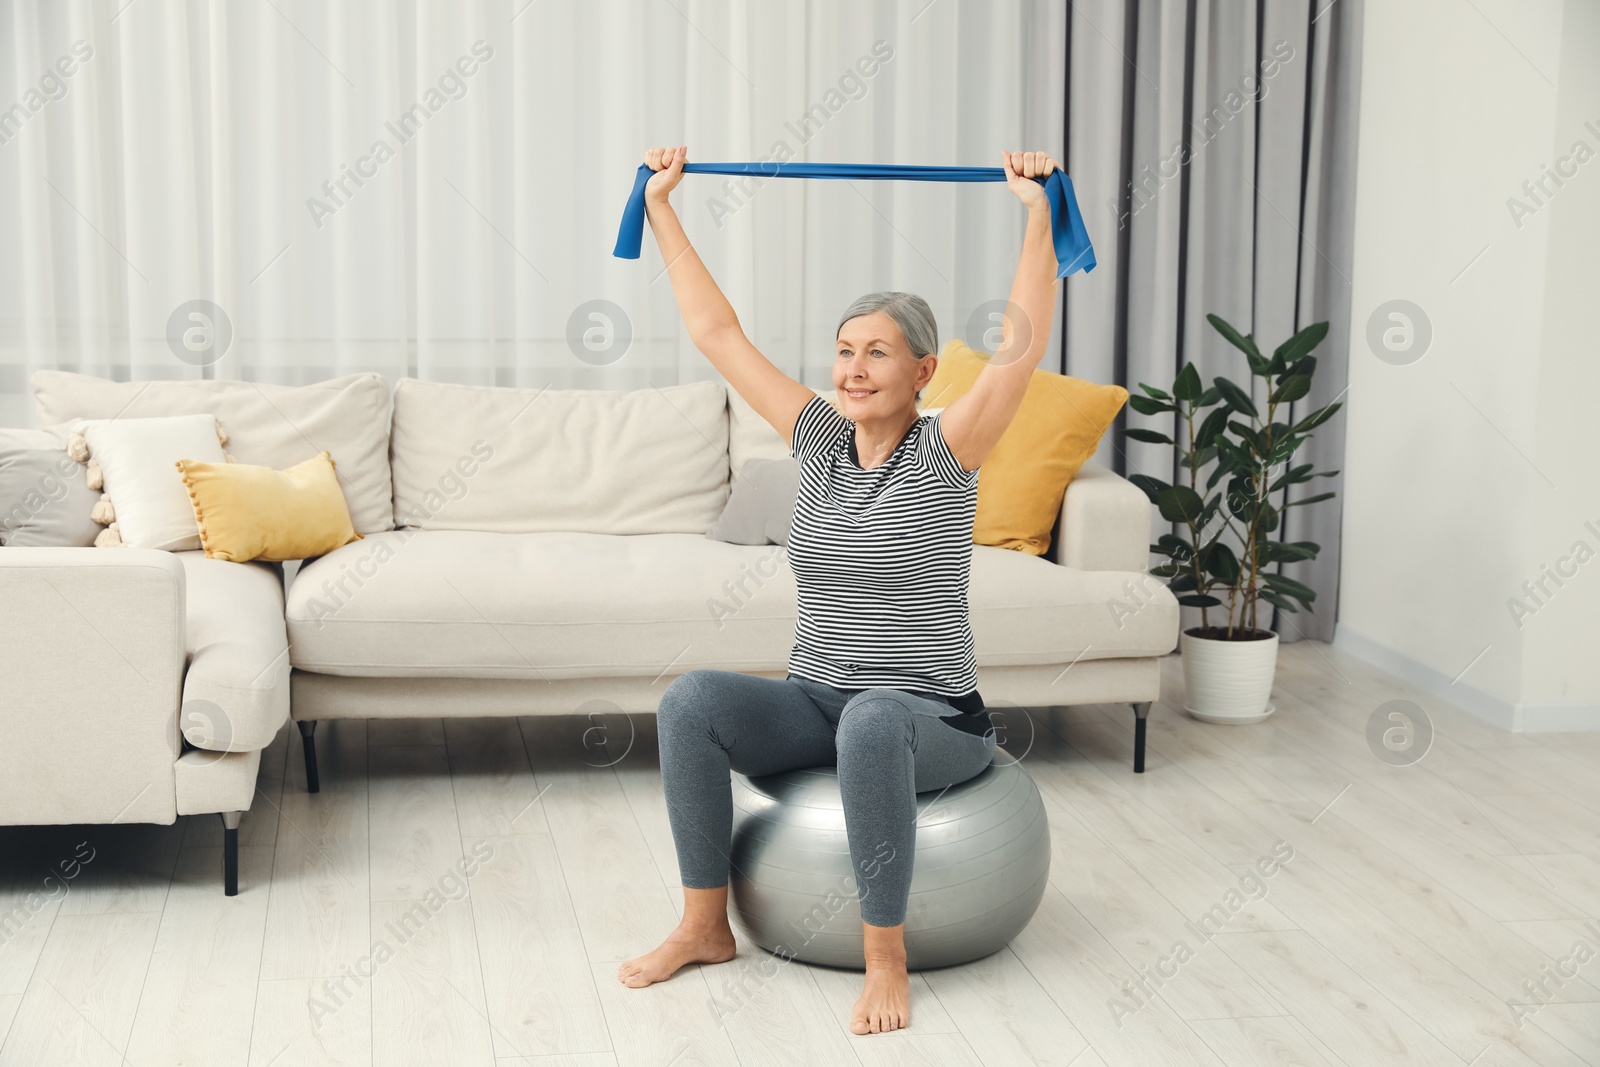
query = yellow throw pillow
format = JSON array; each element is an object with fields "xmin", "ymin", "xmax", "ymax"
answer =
[
  {"xmin": 175, "ymin": 451, "xmax": 362, "ymax": 562},
  {"xmin": 923, "ymin": 339, "xmax": 1128, "ymax": 556}
]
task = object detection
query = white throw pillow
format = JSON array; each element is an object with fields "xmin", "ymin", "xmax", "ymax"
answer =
[{"xmin": 79, "ymin": 414, "xmax": 226, "ymax": 551}]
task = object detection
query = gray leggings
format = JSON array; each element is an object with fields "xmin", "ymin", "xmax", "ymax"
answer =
[{"xmin": 655, "ymin": 669, "xmax": 998, "ymax": 927}]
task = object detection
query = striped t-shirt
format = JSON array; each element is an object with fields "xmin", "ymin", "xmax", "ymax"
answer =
[{"xmin": 786, "ymin": 393, "xmax": 982, "ymax": 704}]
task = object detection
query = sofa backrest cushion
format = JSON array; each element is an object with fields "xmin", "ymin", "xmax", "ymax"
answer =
[
  {"xmin": 728, "ymin": 386, "xmax": 842, "ymax": 472},
  {"xmin": 31, "ymin": 370, "xmax": 395, "ymax": 534},
  {"xmin": 389, "ymin": 377, "xmax": 730, "ymax": 534}
]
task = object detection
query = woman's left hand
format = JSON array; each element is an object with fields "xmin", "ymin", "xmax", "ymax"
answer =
[{"xmin": 1001, "ymin": 150, "xmax": 1057, "ymax": 211}]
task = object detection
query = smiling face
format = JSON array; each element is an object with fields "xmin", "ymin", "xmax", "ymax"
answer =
[{"xmin": 834, "ymin": 311, "xmax": 937, "ymax": 413}]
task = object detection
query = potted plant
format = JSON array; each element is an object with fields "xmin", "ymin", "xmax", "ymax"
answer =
[{"xmin": 1126, "ymin": 314, "xmax": 1342, "ymax": 723}]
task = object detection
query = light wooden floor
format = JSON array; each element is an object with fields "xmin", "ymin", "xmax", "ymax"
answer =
[{"xmin": 2, "ymin": 641, "xmax": 1599, "ymax": 1066}]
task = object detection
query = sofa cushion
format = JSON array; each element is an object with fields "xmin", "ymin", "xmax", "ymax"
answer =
[
  {"xmin": 284, "ymin": 529, "xmax": 1177, "ymax": 679},
  {"xmin": 728, "ymin": 386, "xmax": 843, "ymax": 473},
  {"xmin": 389, "ymin": 377, "xmax": 730, "ymax": 535},
  {"xmin": 31, "ymin": 370, "xmax": 394, "ymax": 535},
  {"xmin": 176, "ymin": 551, "xmax": 290, "ymax": 752}
]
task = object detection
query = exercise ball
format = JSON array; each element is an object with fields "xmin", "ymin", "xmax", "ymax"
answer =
[{"xmin": 728, "ymin": 759, "xmax": 1051, "ymax": 970}]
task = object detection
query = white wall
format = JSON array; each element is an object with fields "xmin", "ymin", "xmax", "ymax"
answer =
[
  {"xmin": 1337, "ymin": 0, "xmax": 1600, "ymax": 730},
  {"xmin": 1525, "ymin": 0, "xmax": 1600, "ymax": 717}
]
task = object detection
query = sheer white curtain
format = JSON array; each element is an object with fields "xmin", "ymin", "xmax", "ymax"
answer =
[{"xmin": 0, "ymin": 0, "xmax": 1067, "ymax": 426}]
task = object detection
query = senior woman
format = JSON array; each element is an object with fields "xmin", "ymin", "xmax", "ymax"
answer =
[{"xmin": 618, "ymin": 144, "xmax": 1061, "ymax": 1036}]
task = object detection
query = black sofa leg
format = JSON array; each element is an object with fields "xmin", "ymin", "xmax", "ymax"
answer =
[
  {"xmin": 298, "ymin": 720, "xmax": 321, "ymax": 794},
  {"xmin": 1131, "ymin": 702, "xmax": 1151, "ymax": 773},
  {"xmin": 220, "ymin": 810, "xmax": 241, "ymax": 895}
]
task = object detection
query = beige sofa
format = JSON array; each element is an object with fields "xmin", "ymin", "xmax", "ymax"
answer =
[
  {"xmin": 283, "ymin": 376, "xmax": 1177, "ymax": 789},
  {"xmin": 1, "ymin": 370, "xmax": 1178, "ymax": 893}
]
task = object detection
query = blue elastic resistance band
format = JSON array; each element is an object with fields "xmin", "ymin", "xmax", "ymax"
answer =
[{"xmin": 613, "ymin": 162, "xmax": 1096, "ymax": 279}]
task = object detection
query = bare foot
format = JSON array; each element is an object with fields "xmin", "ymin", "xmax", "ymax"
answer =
[
  {"xmin": 617, "ymin": 922, "xmax": 737, "ymax": 988},
  {"xmin": 850, "ymin": 958, "xmax": 911, "ymax": 1034}
]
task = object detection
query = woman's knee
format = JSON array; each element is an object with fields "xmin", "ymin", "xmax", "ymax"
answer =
[
  {"xmin": 658, "ymin": 669, "xmax": 723, "ymax": 726},
  {"xmin": 837, "ymin": 691, "xmax": 914, "ymax": 749},
  {"xmin": 660, "ymin": 668, "xmax": 758, "ymax": 730}
]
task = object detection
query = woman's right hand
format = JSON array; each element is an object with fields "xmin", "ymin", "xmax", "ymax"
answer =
[{"xmin": 644, "ymin": 145, "xmax": 688, "ymax": 203}]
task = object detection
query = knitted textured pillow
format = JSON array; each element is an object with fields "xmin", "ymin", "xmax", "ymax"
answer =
[{"xmin": 0, "ymin": 425, "xmax": 101, "ymax": 547}]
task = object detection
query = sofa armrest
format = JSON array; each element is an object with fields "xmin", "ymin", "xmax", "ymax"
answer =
[
  {"xmin": 177, "ymin": 553, "xmax": 290, "ymax": 753},
  {"xmin": 1049, "ymin": 460, "xmax": 1154, "ymax": 572},
  {"xmin": 0, "ymin": 548, "xmax": 185, "ymax": 825}
]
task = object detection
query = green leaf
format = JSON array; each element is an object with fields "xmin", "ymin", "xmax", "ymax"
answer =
[
  {"xmin": 1129, "ymin": 394, "xmax": 1175, "ymax": 416},
  {"xmin": 1137, "ymin": 383, "xmax": 1171, "ymax": 400},
  {"xmin": 1262, "ymin": 540, "xmax": 1319, "ymax": 563},
  {"xmin": 1283, "ymin": 491, "xmax": 1336, "ymax": 508},
  {"xmin": 1206, "ymin": 454, "xmax": 1235, "ymax": 491},
  {"xmin": 1259, "ymin": 589, "xmax": 1299, "ymax": 613},
  {"xmin": 1226, "ymin": 480, "xmax": 1255, "ymax": 518},
  {"xmin": 1126, "ymin": 428, "xmax": 1175, "ymax": 445},
  {"xmin": 1271, "ymin": 321, "xmax": 1328, "ymax": 366},
  {"xmin": 1180, "ymin": 444, "xmax": 1218, "ymax": 470},
  {"xmin": 1269, "ymin": 375, "xmax": 1311, "ymax": 405},
  {"xmin": 1150, "ymin": 562, "xmax": 1183, "ymax": 578},
  {"xmin": 1157, "ymin": 532, "xmax": 1195, "ymax": 558},
  {"xmin": 1203, "ymin": 541, "xmax": 1241, "ymax": 585},
  {"xmin": 1269, "ymin": 463, "xmax": 1314, "ymax": 492},
  {"xmin": 1157, "ymin": 486, "xmax": 1207, "ymax": 525},
  {"xmin": 1206, "ymin": 314, "xmax": 1263, "ymax": 361},
  {"xmin": 1173, "ymin": 363, "xmax": 1203, "ymax": 402},
  {"xmin": 1213, "ymin": 376, "xmax": 1259, "ymax": 418},
  {"xmin": 1284, "ymin": 540, "xmax": 1320, "ymax": 559},
  {"xmin": 1279, "ymin": 354, "xmax": 1316, "ymax": 385},
  {"xmin": 1178, "ymin": 594, "xmax": 1225, "ymax": 608},
  {"xmin": 1228, "ymin": 420, "xmax": 1262, "ymax": 454},
  {"xmin": 1127, "ymin": 474, "xmax": 1172, "ymax": 503},
  {"xmin": 1259, "ymin": 501, "xmax": 1280, "ymax": 533},
  {"xmin": 1266, "ymin": 435, "xmax": 1302, "ymax": 466},
  {"xmin": 1197, "ymin": 385, "xmax": 1222, "ymax": 407},
  {"xmin": 1263, "ymin": 573, "xmax": 1316, "ymax": 601},
  {"xmin": 1289, "ymin": 402, "xmax": 1341, "ymax": 435},
  {"xmin": 1195, "ymin": 407, "xmax": 1232, "ymax": 449}
]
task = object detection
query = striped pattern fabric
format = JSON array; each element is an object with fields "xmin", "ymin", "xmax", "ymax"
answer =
[{"xmin": 785, "ymin": 394, "xmax": 980, "ymax": 697}]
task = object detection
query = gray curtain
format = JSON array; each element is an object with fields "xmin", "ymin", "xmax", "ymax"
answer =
[{"xmin": 1055, "ymin": 0, "xmax": 1363, "ymax": 645}]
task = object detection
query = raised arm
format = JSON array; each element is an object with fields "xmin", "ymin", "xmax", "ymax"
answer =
[
  {"xmin": 935, "ymin": 150, "xmax": 1063, "ymax": 472},
  {"xmin": 643, "ymin": 146, "xmax": 815, "ymax": 448}
]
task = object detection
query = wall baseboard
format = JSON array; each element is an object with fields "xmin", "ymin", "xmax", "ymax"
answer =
[{"xmin": 1332, "ymin": 625, "xmax": 1600, "ymax": 733}]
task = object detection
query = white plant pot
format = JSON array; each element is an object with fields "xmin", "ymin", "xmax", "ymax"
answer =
[{"xmin": 1180, "ymin": 628, "xmax": 1280, "ymax": 724}]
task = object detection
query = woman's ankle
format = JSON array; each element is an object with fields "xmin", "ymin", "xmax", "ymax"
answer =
[
  {"xmin": 678, "ymin": 912, "xmax": 732, "ymax": 934},
  {"xmin": 861, "ymin": 919, "xmax": 907, "ymax": 967},
  {"xmin": 679, "ymin": 884, "xmax": 731, "ymax": 934}
]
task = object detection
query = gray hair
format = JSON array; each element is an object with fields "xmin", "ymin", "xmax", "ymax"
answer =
[{"xmin": 835, "ymin": 291, "xmax": 938, "ymax": 402}]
